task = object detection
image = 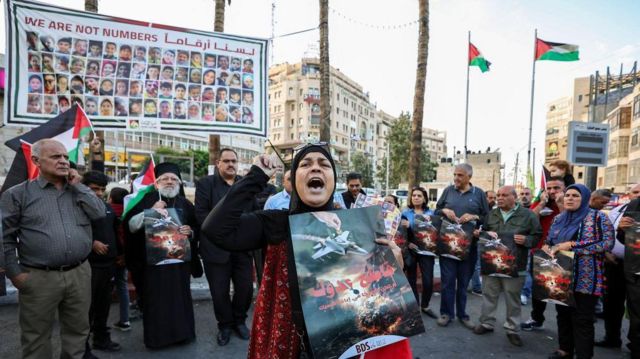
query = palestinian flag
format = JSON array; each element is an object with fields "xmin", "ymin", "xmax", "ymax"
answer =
[
  {"xmin": 535, "ymin": 38, "xmax": 579, "ymax": 61},
  {"xmin": 20, "ymin": 140, "xmax": 39, "ymax": 180},
  {"xmin": 469, "ymin": 43, "xmax": 491, "ymax": 72},
  {"xmin": 530, "ymin": 166, "xmax": 551, "ymax": 209},
  {"xmin": 122, "ymin": 157, "xmax": 156, "ymax": 219},
  {"xmin": 1, "ymin": 105, "xmax": 94, "ymax": 193}
]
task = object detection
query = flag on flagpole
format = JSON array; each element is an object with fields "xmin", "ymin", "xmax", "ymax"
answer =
[
  {"xmin": 122, "ymin": 157, "xmax": 157, "ymax": 219},
  {"xmin": 469, "ymin": 43, "xmax": 491, "ymax": 72},
  {"xmin": 1, "ymin": 105, "xmax": 94, "ymax": 193},
  {"xmin": 530, "ymin": 166, "xmax": 551, "ymax": 208},
  {"xmin": 535, "ymin": 38, "xmax": 579, "ymax": 62}
]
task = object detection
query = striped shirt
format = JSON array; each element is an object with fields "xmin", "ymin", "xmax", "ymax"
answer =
[{"xmin": 1, "ymin": 177, "xmax": 105, "ymax": 278}]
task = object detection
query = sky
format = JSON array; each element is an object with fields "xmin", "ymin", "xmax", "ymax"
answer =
[{"xmin": 2, "ymin": 0, "xmax": 640, "ymax": 184}]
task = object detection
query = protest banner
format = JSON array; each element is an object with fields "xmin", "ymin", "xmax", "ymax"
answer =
[
  {"xmin": 353, "ymin": 194, "xmax": 402, "ymax": 240},
  {"xmin": 4, "ymin": 0, "xmax": 268, "ymax": 136},
  {"xmin": 478, "ymin": 232, "xmax": 517, "ymax": 278},
  {"xmin": 437, "ymin": 219, "xmax": 473, "ymax": 261},
  {"xmin": 289, "ymin": 207, "xmax": 424, "ymax": 359},
  {"xmin": 532, "ymin": 249, "xmax": 575, "ymax": 306},
  {"xmin": 144, "ymin": 208, "xmax": 191, "ymax": 265}
]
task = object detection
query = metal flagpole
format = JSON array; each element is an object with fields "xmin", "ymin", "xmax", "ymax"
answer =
[
  {"xmin": 526, "ymin": 29, "xmax": 538, "ymax": 179},
  {"xmin": 464, "ymin": 30, "xmax": 471, "ymax": 162}
]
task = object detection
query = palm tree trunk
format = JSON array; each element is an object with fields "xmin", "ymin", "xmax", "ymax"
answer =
[
  {"xmin": 318, "ymin": 0, "xmax": 331, "ymax": 143},
  {"xmin": 408, "ymin": 0, "xmax": 429, "ymax": 190},
  {"xmin": 85, "ymin": 0, "xmax": 102, "ymax": 171},
  {"xmin": 209, "ymin": 0, "xmax": 227, "ymax": 167}
]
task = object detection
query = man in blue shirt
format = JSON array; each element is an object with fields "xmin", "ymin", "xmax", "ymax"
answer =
[
  {"xmin": 263, "ymin": 170, "xmax": 292, "ymax": 210},
  {"xmin": 435, "ymin": 163, "xmax": 490, "ymax": 329}
]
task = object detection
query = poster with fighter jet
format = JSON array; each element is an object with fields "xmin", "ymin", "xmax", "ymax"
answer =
[
  {"xmin": 623, "ymin": 212, "xmax": 640, "ymax": 275},
  {"xmin": 478, "ymin": 232, "xmax": 518, "ymax": 278},
  {"xmin": 532, "ymin": 249, "xmax": 575, "ymax": 307},
  {"xmin": 289, "ymin": 206, "xmax": 424, "ymax": 359},
  {"xmin": 437, "ymin": 219, "xmax": 473, "ymax": 261},
  {"xmin": 144, "ymin": 208, "xmax": 191, "ymax": 265},
  {"xmin": 412, "ymin": 214, "xmax": 439, "ymax": 256}
]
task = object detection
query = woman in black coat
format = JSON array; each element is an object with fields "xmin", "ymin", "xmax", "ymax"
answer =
[{"xmin": 202, "ymin": 144, "xmax": 401, "ymax": 358}]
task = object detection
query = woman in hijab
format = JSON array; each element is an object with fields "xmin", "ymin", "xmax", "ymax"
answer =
[
  {"xmin": 543, "ymin": 184, "xmax": 614, "ymax": 359},
  {"xmin": 202, "ymin": 144, "xmax": 402, "ymax": 358}
]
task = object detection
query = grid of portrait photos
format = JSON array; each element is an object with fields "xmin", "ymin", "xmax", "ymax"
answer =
[{"xmin": 24, "ymin": 30, "xmax": 256, "ymax": 125}]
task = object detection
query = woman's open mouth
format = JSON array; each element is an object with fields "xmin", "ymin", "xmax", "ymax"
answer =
[{"xmin": 307, "ymin": 177, "xmax": 325, "ymax": 194}]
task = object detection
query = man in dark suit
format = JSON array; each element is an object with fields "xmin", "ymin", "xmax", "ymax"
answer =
[{"xmin": 195, "ymin": 148, "xmax": 254, "ymax": 346}]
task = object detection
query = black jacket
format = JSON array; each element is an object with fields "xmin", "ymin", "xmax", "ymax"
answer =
[
  {"xmin": 341, "ymin": 189, "xmax": 366, "ymax": 209},
  {"xmin": 88, "ymin": 201, "xmax": 119, "ymax": 267},
  {"xmin": 195, "ymin": 172, "xmax": 257, "ymax": 264},
  {"xmin": 201, "ymin": 166, "xmax": 310, "ymax": 355}
]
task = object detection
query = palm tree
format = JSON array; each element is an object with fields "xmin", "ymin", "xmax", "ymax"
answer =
[
  {"xmin": 85, "ymin": 0, "xmax": 102, "ymax": 170},
  {"xmin": 319, "ymin": 0, "xmax": 331, "ymax": 143},
  {"xmin": 84, "ymin": 0, "xmax": 97, "ymax": 13},
  {"xmin": 208, "ymin": 0, "xmax": 230, "ymax": 166},
  {"xmin": 408, "ymin": 0, "xmax": 429, "ymax": 190}
]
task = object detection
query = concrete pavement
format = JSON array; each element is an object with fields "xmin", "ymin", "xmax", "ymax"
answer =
[{"xmin": 0, "ymin": 286, "xmax": 631, "ymax": 358}]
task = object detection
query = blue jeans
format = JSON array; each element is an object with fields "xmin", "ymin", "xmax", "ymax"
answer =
[
  {"xmin": 114, "ymin": 266, "xmax": 130, "ymax": 323},
  {"xmin": 440, "ymin": 244, "xmax": 477, "ymax": 320},
  {"xmin": 471, "ymin": 247, "xmax": 482, "ymax": 292},
  {"xmin": 521, "ymin": 254, "xmax": 532, "ymax": 298}
]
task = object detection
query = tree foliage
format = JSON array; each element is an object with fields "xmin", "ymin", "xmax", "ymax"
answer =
[
  {"xmin": 351, "ymin": 151, "xmax": 374, "ymax": 187},
  {"xmin": 377, "ymin": 112, "xmax": 437, "ymax": 189},
  {"xmin": 154, "ymin": 147, "xmax": 209, "ymax": 181}
]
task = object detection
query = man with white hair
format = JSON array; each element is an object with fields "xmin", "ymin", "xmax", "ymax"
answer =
[
  {"xmin": 435, "ymin": 163, "xmax": 491, "ymax": 329},
  {"xmin": 1, "ymin": 138, "xmax": 105, "ymax": 358},
  {"xmin": 123, "ymin": 162, "xmax": 199, "ymax": 348}
]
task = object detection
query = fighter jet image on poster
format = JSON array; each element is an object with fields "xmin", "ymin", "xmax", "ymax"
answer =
[
  {"xmin": 306, "ymin": 231, "xmax": 368, "ymax": 260},
  {"xmin": 289, "ymin": 206, "xmax": 425, "ymax": 359}
]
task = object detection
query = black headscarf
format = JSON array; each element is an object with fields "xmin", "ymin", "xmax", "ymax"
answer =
[{"xmin": 288, "ymin": 144, "xmax": 336, "ymax": 215}]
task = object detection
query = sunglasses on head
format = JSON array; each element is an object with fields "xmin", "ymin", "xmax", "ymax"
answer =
[{"xmin": 293, "ymin": 141, "xmax": 330, "ymax": 155}]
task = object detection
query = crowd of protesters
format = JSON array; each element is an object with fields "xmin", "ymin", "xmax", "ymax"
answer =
[{"xmin": 1, "ymin": 139, "xmax": 639, "ymax": 359}]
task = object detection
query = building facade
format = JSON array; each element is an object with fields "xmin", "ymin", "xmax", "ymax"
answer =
[
  {"xmin": 544, "ymin": 77, "xmax": 591, "ymax": 183},
  {"xmin": 267, "ymin": 58, "xmax": 379, "ymax": 181}
]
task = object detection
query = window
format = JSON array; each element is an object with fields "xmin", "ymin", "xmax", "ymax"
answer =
[
  {"xmin": 634, "ymin": 95, "xmax": 640, "ymax": 120},
  {"xmin": 288, "ymin": 87, "xmax": 293, "ymax": 96},
  {"xmin": 290, "ymin": 104, "xmax": 295, "ymax": 111},
  {"xmin": 336, "ymin": 107, "xmax": 340, "ymax": 114},
  {"xmin": 299, "ymin": 89, "xmax": 303, "ymax": 96}
]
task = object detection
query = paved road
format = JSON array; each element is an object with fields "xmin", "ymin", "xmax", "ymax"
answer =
[{"xmin": 0, "ymin": 290, "xmax": 631, "ymax": 359}]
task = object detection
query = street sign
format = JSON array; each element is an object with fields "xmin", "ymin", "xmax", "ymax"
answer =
[{"xmin": 567, "ymin": 121, "xmax": 610, "ymax": 167}]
